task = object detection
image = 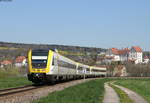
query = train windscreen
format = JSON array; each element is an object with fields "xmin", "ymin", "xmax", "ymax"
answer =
[{"xmin": 31, "ymin": 50, "xmax": 49, "ymax": 68}]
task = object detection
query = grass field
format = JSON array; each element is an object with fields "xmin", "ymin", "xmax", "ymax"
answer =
[
  {"xmin": 1, "ymin": 77, "xmax": 150, "ymax": 103},
  {"xmin": 115, "ymin": 79, "xmax": 150, "ymax": 103},
  {"xmin": 0, "ymin": 68, "xmax": 20, "ymax": 78},
  {"xmin": 0, "ymin": 77, "xmax": 32, "ymax": 89},
  {"xmin": 33, "ymin": 79, "xmax": 110, "ymax": 103}
]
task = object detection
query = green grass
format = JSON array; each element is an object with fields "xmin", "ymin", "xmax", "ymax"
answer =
[
  {"xmin": 0, "ymin": 66, "xmax": 27, "ymax": 79},
  {"xmin": 115, "ymin": 79, "xmax": 150, "ymax": 103},
  {"xmin": 109, "ymin": 83, "xmax": 133, "ymax": 103},
  {"xmin": 0, "ymin": 77, "xmax": 32, "ymax": 89},
  {"xmin": 0, "ymin": 68, "xmax": 20, "ymax": 78},
  {"xmin": 33, "ymin": 79, "xmax": 110, "ymax": 103}
]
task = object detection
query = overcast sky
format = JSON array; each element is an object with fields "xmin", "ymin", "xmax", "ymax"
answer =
[{"xmin": 0, "ymin": 0, "xmax": 150, "ymax": 50}]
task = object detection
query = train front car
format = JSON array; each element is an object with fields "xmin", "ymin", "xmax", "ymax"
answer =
[
  {"xmin": 27, "ymin": 49, "xmax": 107, "ymax": 84},
  {"xmin": 27, "ymin": 49, "xmax": 52, "ymax": 83}
]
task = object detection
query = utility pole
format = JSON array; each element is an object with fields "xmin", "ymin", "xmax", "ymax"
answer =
[{"xmin": 84, "ymin": 68, "xmax": 85, "ymax": 80}]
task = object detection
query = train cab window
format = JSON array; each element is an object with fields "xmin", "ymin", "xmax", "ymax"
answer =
[
  {"xmin": 32, "ymin": 50, "xmax": 49, "ymax": 56},
  {"xmin": 31, "ymin": 49, "xmax": 49, "ymax": 68},
  {"xmin": 32, "ymin": 59, "xmax": 47, "ymax": 68}
]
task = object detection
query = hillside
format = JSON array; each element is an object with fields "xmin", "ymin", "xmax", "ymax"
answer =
[
  {"xmin": 0, "ymin": 41, "xmax": 106, "ymax": 65},
  {"xmin": 0, "ymin": 41, "xmax": 105, "ymax": 52}
]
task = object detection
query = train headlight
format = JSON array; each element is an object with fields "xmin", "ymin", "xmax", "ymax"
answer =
[{"xmin": 35, "ymin": 74, "xmax": 39, "ymax": 76}]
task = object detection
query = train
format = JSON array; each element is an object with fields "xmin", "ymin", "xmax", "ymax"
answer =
[{"xmin": 27, "ymin": 49, "xmax": 107, "ymax": 84}]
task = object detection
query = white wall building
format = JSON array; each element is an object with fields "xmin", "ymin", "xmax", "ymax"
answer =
[
  {"xmin": 106, "ymin": 48, "xmax": 129, "ymax": 62},
  {"xmin": 143, "ymin": 56, "xmax": 149, "ymax": 64},
  {"xmin": 105, "ymin": 46, "xmax": 143, "ymax": 64},
  {"xmin": 129, "ymin": 46, "xmax": 143, "ymax": 64},
  {"xmin": 15, "ymin": 56, "xmax": 27, "ymax": 67}
]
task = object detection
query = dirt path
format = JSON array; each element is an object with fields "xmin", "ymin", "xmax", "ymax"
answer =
[
  {"xmin": 114, "ymin": 84, "xmax": 148, "ymax": 103},
  {"xmin": 103, "ymin": 83, "xmax": 120, "ymax": 103}
]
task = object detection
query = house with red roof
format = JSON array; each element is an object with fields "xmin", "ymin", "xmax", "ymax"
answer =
[
  {"xmin": 1, "ymin": 60, "xmax": 12, "ymax": 68},
  {"xmin": 129, "ymin": 46, "xmax": 143, "ymax": 64},
  {"xmin": 106, "ymin": 48, "xmax": 120, "ymax": 61},
  {"xmin": 113, "ymin": 65, "xmax": 127, "ymax": 77},
  {"xmin": 105, "ymin": 46, "xmax": 143, "ymax": 64},
  {"xmin": 106, "ymin": 48, "xmax": 129, "ymax": 62},
  {"xmin": 15, "ymin": 56, "xmax": 27, "ymax": 67}
]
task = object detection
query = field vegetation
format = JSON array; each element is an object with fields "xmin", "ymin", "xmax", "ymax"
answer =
[
  {"xmin": 107, "ymin": 61, "xmax": 150, "ymax": 77},
  {"xmin": 0, "ymin": 46, "xmax": 18, "ymax": 50},
  {"xmin": 0, "ymin": 77, "xmax": 32, "ymax": 89},
  {"xmin": 125, "ymin": 63, "xmax": 150, "ymax": 77},
  {"xmin": 0, "ymin": 65, "xmax": 31, "ymax": 89},
  {"xmin": 33, "ymin": 79, "xmax": 110, "ymax": 103},
  {"xmin": 115, "ymin": 79, "xmax": 150, "ymax": 103},
  {"xmin": 0, "ymin": 66, "xmax": 27, "ymax": 78}
]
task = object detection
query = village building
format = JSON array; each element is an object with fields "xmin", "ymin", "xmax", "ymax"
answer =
[
  {"xmin": 105, "ymin": 48, "xmax": 129, "ymax": 62},
  {"xmin": 129, "ymin": 46, "xmax": 143, "ymax": 64},
  {"xmin": 143, "ymin": 56, "xmax": 149, "ymax": 64},
  {"xmin": 15, "ymin": 56, "xmax": 27, "ymax": 67},
  {"xmin": 113, "ymin": 65, "xmax": 127, "ymax": 77},
  {"xmin": 103, "ymin": 56, "xmax": 114, "ymax": 64},
  {"xmin": 104, "ymin": 46, "xmax": 143, "ymax": 64},
  {"xmin": 0, "ymin": 60, "xmax": 12, "ymax": 68}
]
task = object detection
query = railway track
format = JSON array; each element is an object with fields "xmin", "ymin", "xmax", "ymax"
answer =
[
  {"xmin": 0, "ymin": 80, "xmax": 83, "ymax": 98},
  {"xmin": 0, "ymin": 77, "xmax": 149, "ymax": 99},
  {"xmin": 0, "ymin": 84, "xmax": 42, "ymax": 97},
  {"xmin": 0, "ymin": 78, "xmax": 95, "ymax": 98},
  {"xmin": 0, "ymin": 79, "xmax": 94, "ymax": 103},
  {"xmin": 0, "ymin": 78, "xmax": 91, "ymax": 98}
]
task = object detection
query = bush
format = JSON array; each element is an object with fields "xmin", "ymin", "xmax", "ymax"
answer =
[
  {"xmin": 0, "ymin": 66, "xmax": 27, "ymax": 78},
  {"xmin": 125, "ymin": 63, "xmax": 150, "ymax": 77}
]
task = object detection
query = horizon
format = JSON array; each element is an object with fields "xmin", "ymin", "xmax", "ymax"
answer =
[
  {"xmin": 0, "ymin": 41, "xmax": 148, "ymax": 52},
  {"xmin": 0, "ymin": 0, "xmax": 150, "ymax": 51}
]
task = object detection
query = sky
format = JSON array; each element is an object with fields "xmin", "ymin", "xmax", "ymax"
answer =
[{"xmin": 0, "ymin": 0, "xmax": 150, "ymax": 50}]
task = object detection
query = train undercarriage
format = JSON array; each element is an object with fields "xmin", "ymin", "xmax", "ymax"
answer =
[{"xmin": 27, "ymin": 73, "xmax": 105, "ymax": 84}]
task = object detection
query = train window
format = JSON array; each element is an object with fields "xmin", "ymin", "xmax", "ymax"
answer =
[
  {"xmin": 32, "ymin": 59, "xmax": 47, "ymax": 68},
  {"xmin": 31, "ymin": 50, "xmax": 49, "ymax": 68},
  {"xmin": 52, "ymin": 57, "xmax": 58, "ymax": 66},
  {"xmin": 32, "ymin": 50, "xmax": 49, "ymax": 56},
  {"xmin": 52, "ymin": 57, "xmax": 54, "ymax": 65},
  {"xmin": 100, "ymin": 70, "xmax": 106, "ymax": 72},
  {"xmin": 78, "ymin": 66, "xmax": 83, "ymax": 70},
  {"xmin": 92, "ymin": 69, "xmax": 106, "ymax": 72},
  {"xmin": 58, "ymin": 60, "xmax": 76, "ymax": 69},
  {"xmin": 86, "ymin": 68, "xmax": 90, "ymax": 71}
]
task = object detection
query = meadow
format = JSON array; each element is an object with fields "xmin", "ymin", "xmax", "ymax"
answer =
[
  {"xmin": 1, "ymin": 76, "xmax": 150, "ymax": 103},
  {"xmin": 33, "ymin": 79, "xmax": 110, "ymax": 103},
  {"xmin": 0, "ymin": 77, "xmax": 32, "ymax": 89}
]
